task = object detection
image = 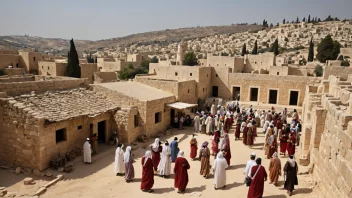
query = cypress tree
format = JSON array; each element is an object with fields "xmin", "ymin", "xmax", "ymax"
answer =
[
  {"xmin": 308, "ymin": 15, "xmax": 311, "ymax": 23},
  {"xmin": 296, "ymin": 17, "xmax": 300, "ymax": 23},
  {"xmin": 66, "ymin": 39, "xmax": 81, "ymax": 78},
  {"xmin": 252, "ymin": 40, "xmax": 258, "ymax": 54},
  {"xmin": 241, "ymin": 43, "xmax": 247, "ymax": 56},
  {"xmin": 308, "ymin": 38, "xmax": 314, "ymax": 62},
  {"xmin": 303, "ymin": 17, "xmax": 306, "ymax": 22},
  {"xmin": 271, "ymin": 39, "xmax": 279, "ymax": 56},
  {"xmin": 283, "ymin": 19, "xmax": 286, "ymax": 24}
]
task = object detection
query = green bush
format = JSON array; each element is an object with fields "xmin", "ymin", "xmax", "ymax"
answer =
[{"xmin": 314, "ymin": 65, "xmax": 323, "ymax": 76}]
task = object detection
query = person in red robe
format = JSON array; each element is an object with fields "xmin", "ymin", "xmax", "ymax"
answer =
[
  {"xmin": 221, "ymin": 133, "xmax": 231, "ymax": 166},
  {"xmin": 174, "ymin": 151, "xmax": 190, "ymax": 194},
  {"xmin": 211, "ymin": 130, "xmax": 220, "ymax": 156},
  {"xmin": 276, "ymin": 116, "xmax": 283, "ymax": 131},
  {"xmin": 280, "ymin": 125, "xmax": 290, "ymax": 156},
  {"xmin": 151, "ymin": 138, "xmax": 162, "ymax": 172},
  {"xmin": 287, "ymin": 132, "xmax": 296, "ymax": 156},
  {"xmin": 141, "ymin": 151, "xmax": 154, "ymax": 193},
  {"xmin": 246, "ymin": 120, "xmax": 257, "ymax": 147},
  {"xmin": 247, "ymin": 158, "xmax": 268, "ymax": 198},
  {"xmin": 234, "ymin": 109, "xmax": 242, "ymax": 140},
  {"xmin": 189, "ymin": 134, "xmax": 198, "ymax": 160},
  {"xmin": 242, "ymin": 119, "xmax": 249, "ymax": 145}
]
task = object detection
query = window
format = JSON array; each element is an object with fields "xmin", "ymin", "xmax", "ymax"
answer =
[
  {"xmin": 188, "ymin": 89, "xmax": 190, "ymax": 93},
  {"xmin": 190, "ymin": 73, "xmax": 192, "ymax": 76},
  {"xmin": 203, "ymin": 88, "xmax": 205, "ymax": 92},
  {"xmin": 77, "ymin": 125, "xmax": 82, "ymax": 130},
  {"xmin": 216, "ymin": 74, "xmax": 218, "ymax": 77},
  {"xmin": 42, "ymin": 66, "xmax": 43, "ymax": 69},
  {"xmin": 155, "ymin": 112, "xmax": 162, "ymax": 123},
  {"xmin": 16, "ymin": 64, "xmax": 18, "ymax": 68},
  {"xmin": 56, "ymin": 128, "xmax": 66, "ymax": 143},
  {"xmin": 277, "ymin": 72, "xmax": 279, "ymax": 75},
  {"xmin": 225, "ymin": 64, "xmax": 227, "ymax": 66},
  {"xmin": 175, "ymin": 72, "xmax": 178, "ymax": 76},
  {"xmin": 134, "ymin": 115, "xmax": 138, "ymax": 127},
  {"xmin": 48, "ymin": 66, "xmax": 49, "ymax": 70},
  {"xmin": 33, "ymin": 57, "xmax": 36, "ymax": 62},
  {"xmin": 207, "ymin": 74, "xmax": 208, "ymax": 77},
  {"xmin": 217, "ymin": 64, "xmax": 219, "ymax": 66}
]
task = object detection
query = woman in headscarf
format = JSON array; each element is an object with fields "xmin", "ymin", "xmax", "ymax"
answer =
[
  {"xmin": 284, "ymin": 155, "xmax": 298, "ymax": 196},
  {"xmin": 264, "ymin": 124, "xmax": 274, "ymax": 151},
  {"xmin": 268, "ymin": 152, "xmax": 281, "ymax": 186},
  {"xmin": 141, "ymin": 150, "xmax": 154, "ymax": 193},
  {"xmin": 151, "ymin": 138, "xmax": 162, "ymax": 172},
  {"xmin": 268, "ymin": 135, "xmax": 278, "ymax": 159},
  {"xmin": 158, "ymin": 141, "xmax": 171, "ymax": 178},
  {"xmin": 282, "ymin": 108, "xmax": 287, "ymax": 122},
  {"xmin": 205, "ymin": 114, "xmax": 214, "ymax": 135},
  {"xmin": 174, "ymin": 151, "xmax": 190, "ymax": 194},
  {"xmin": 234, "ymin": 108, "xmax": 242, "ymax": 140},
  {"xmin": 198, "ymin": 141, "xmax": 210, "ymax": 178},
  {"xmin": 213, "ymin": 152, "xmax": 228, "ymax": 190},
  {"xmin": 246, "ymin": 120, "xmax": 257, "ymax": 147},
  {"xmin": 221, "ymin": 133, "xmax": 231, "ymax": 166},
  {"xmin": 114, "ymin": 143, "xmax": 125, "ymax": 176},
  {"xmin": 170, "ymin": 137, "xmax": 179, "ymax": 162},
  {"xmin": 265, "ymin": 134, "xmax": 275, "ymax": 159},
  {"xmin": 260, "ymin": 110, "xmax": 266, "ymax": 128},
  {"xmin": 211, "ymin": 130, "xmax": 220, "ymax": 156},
  {"xmin": 189, "ymin": 134, "xmax": 198, "ymax": 160},
  {"xmin": 124, "ymin": 146, "xmax": 135, "ymax": 182},
  {"xmin": 193, "ymin": 112, "xmax": 200, "ymax": 133}
]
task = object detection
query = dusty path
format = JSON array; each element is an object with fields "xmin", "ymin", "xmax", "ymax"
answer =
[{"xmin": 38, "ymin": 126, "xmax": 320, "ymax": 198}]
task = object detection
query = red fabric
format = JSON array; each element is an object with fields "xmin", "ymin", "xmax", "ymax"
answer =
[
  {"xmin": 242, "ymin": 126, "xmax": 248, "ymax": 145},
  {"xmin": 280, "ymin": 130, "xmax": 289, "ymax": 154},
  {"xmin": 247, "ymin": 165, "xmax": 268, "ymax": 198},
  {"xmin": 235, "ymin": 124, "xmax": 241, "ymax": 138},
  {"xmin": 222, "ymin": 140, "xmax": 231, "ymax": 166},
  {"xmin": 141, "ymin": 157, "xmax": 154, "ymax": 190},
  {"xmin": 151, "ymin": 146, "xmax": 162, "ymax": 171},
  {"xmin": 287, "ymin": 134, "xmax": 296, "ymax": 156},
  {"xmin": 247, "ymin": 126, "xmax": 257, "ymax": 146},
  {"xmin": 174, "ymin": 157, "xmax": 190, "ymax": 191},
  {"xmin": 190, "ymin": 144, "xmax": 198, "ymax": 159},
  {"xmin": 276, "ymin": 120, "xmax": 283, "ymax": 131},
  {"xmin": 280, "ymin": 142, "xmax": 287, "ymax": 153}
]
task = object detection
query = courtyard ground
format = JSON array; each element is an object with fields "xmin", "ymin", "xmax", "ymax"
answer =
[{"xmin": 1, "ymin": 125, "xmax": 321, "ymax": 198}]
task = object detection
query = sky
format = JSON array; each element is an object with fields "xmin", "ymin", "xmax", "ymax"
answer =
[{"xmin": 0, "ymin": 0, "xmax": 351, "ymax": 41}]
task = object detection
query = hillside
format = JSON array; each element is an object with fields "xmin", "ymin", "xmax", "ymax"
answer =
[{"xmin": 0, "ymin": 24, "xmax": 262, "ymax": 54}]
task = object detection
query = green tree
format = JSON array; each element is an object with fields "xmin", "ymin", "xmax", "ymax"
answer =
[
  {"xmin": 296, "ymin": 17, "xmax": 300, "ymax": 23},
  {"xmin": 283, "ymin": 19, "xmax": 286, "ymax": 24},
  {"xmin": 308, "ymin": 38, "xmax": 314, "ymax": 62},
  {"xmin": 241, "ymin": 43, "xmax": 247, "ymax": 56},
  {"xmin": 252, "ymin": 40, "xmax": 258, "ymax": 54},
  {"xmin": 86, "ymin": 53, "xmax": 94, "ymax": 63},
  {"xmin": 314, "ymin": 65, "xmax": 323, "ymax": 76},
  {"xmin": 271, "ymin": 39, "xmax": 279, "ymax": 56},
  {"xmin": 341, "ymin": 61, "xmax": 350, "ymax": 67},
  {"xmin": 221, "ymin": 52, "xmax": 229, "ymax": 56},
  {"xmin": 182, "ymin": 51, "xmax": 198, "ymax": 66},
  {"xmin": 150, "ymin": 56, "xmax": 159, "ymax": 63},
  {"xmin": 66, "ymin": 39, "xmax": 81, "ymax": 78},
  {"xmin": 316, "ymin": 35, "xmax": 341, "ymax": 63},
  {"xmin": 308, "ymin": 15, "xmax": 311, "ymax": 23},
  {"xmin": 303, "ymin": 17, "xmax": 306, "ymax": 22},
  {"xmin": 118, "ymin": 67, "xmax": 131, "ymax": 80},
  {"xmin": 140, "ymin": 60, "xmax": 150, "ymax": 72}
]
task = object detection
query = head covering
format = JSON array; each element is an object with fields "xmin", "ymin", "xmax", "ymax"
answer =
[
  {"xmin": 288, "ymin": 155, "xmax": 296, "ymax": 167},
  {"xmin": 124, "ymin": 146, "xmax": 132, "ymax": 163},
  {"xmin": 143, "ymin": 150, "xmax": 152, "ymax": 166},
  {"xmin": 152, "ymin": 138, "xmax": 160, "ymax": 150},
  {"xmin": 217, "ymin": 151, "xmax": 224, "ymax": 159},
  {"xmin": 177, "ymin": 150, "xmax": 185, "ymax": 158},
  {"xmin": 272, "ymin": 152, "xmax": 278, "ymax": 158},
  {"xmin": 202, "ymin": 141, "xmax": 209, "ymax": 148},
  {"xmin": 294, "ymin": 109, "xmax": 297, "ymax": 113},
  {"xmin": 251, "ymin": 153, "xmax": 256, "ymax": 157},
  {"xmin": 86, "ymin": 138, "xmax": 90, "ymax": 141},
  {"xmin": 165, "ymin": 140, "xmax": 169, "ymax": 146},
  {"xmin": 174, "ymin": 137, "xmax": 178, "ymax": 141},
  {"xmin": 256, "ymin": 158, "xmax": 262, "ymax": 165}
]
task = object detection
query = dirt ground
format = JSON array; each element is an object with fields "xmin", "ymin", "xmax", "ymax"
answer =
[{"xmin": 1, "ymin": 125, "xmax": 321, "ymax": 198}]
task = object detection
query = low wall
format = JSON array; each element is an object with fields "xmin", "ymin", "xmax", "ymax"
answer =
[
  {"xmin": 94, "ymin": 72, "xmax": 118, "ymax": 83},
  {"xmin": 4, "ymin": 68, "xmax": 26, "ymax": 76},
  {"xmin": 323, "ymin": 66, "xmax": 352, "ymax": 80},
  {"xmin": 0, "ymin": 75, "xmax": 34, "ymax": 83}
]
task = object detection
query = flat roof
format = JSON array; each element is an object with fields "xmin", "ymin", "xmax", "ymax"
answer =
[{"xmin": 98, "ymin": 81, "xmax": 174, "ymax": 101}]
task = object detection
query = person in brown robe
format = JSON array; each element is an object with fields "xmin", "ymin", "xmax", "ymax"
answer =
[
  {"xmin": 268, "ymin": 152, "xmax": 281, "ymax": 185},
  {"xmin": 190, "ymin": 134, "xmax": 198, "ymax": 160},
  {"xmin": 246, "ymin": 120, "xmax": 257, "ymax": 147},
  {"xmin": 174, "ymin": 151, "xmax": 190, "ymax": 194},
  {"xmin": 234, "ymin": 109, "xmax": 242, "ymax": 140},
  {"xmin": 247, "ymin": 158, "xmax": 268, "ymax": 198},
  {"xmin": 284, "ymin": 155, "xmax": 298, "ymax": 196},
  {"xmin": 268, "ymin": 135, "xmax": 278, "ymax": 159},
  {"xmin": 242, "ymin": 119, "xmax": 249, "ymax": 145},
  {"xmin": 198, "ymin": 141, "xmax": 210, "ymax": 178}
]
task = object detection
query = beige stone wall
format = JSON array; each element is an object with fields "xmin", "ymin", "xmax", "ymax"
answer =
[
  {"xmin": 81, "ymin": 63, "xmax": 98, "ymax": 84},
  {"xmin": 19, "ymin": 51, "xmax": 43, "ymax": 73},
  {"xmin": 211, "ymin": 67, "xmax": 231, "ymax": 99},
  {"xmin": 113, "ymin": 107, "xmax": 140, "ymax": 144},
  {"xmin": 0, "ymin": 75, "xmax": 34, "ymax": 83},
  {"xmin": 245, "ymin": 53, "xmax": 275, "ymax": 72},
  {"xmin": 198, "ymin": 67, "xmax": 212, "ymax": 100},
  {"xmin": 38, "ymin": 61, "xmax": 66, "ymax": 76},
  {"xmin": 101, "ymin": 61, "xmax": 120, "ymax": 72},
  {"xmin": 94, "ymin": 72, "xmax": 118, "ymax": 83},
  {"xmin": 0, "ymin": 76, "xmax": 87, "ymax": 96},
  {"xmin": 206, "ymin": 54, "xmax": 235, "ymax": 67},
  {"xmin": 288, "ymin": 66, "xmax": 308, "ymax": 76},
  {"xmin": 234, "ymin": 57, "xmax": 245, "ymax": 73},
  {"xmin": 323, "ymin": 66, "xmax": 352, "ymax": 80},
  {"xmin": 0, "ymin": 54, "xmax": 21, "ymax": 70},
  {"xmin": 0, "ymin": 50, "xmax": 19, "ymax": 55},
  {"xmin": 4, "ymin": 68, "xmax": 26, "ymax": 76},
  {"xmin": 269, "ymin": 66, "xmax": 289, "ymax": 76},
  {"xmin": 177, "ymin": 80, "xmax": 197, "ymax": 104}
]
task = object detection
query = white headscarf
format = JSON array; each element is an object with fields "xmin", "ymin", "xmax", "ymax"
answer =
[
  {"xmin": 216, "ymin": 151, "xmax": 224, "ymax": 159},
  {"xmin": 124, "ymin": 146, "xmax": 132, "ymax": 163},
  {"xmin": 152, "ymin": 138, "xmax": 160, "ymax": 151},
  {"xmin": 143, "ymin": 150, "xmax": 152, "ymax": 166},
  {"xmin": 272, "ymin": 152, "xmax": 278, "ymax": 158},
  {"xmin": 177, "ymin": 150, "xmax": 185, "ymax": 158},
  {"xmin": 288, "ymin": 156, "xmax": 296, "ymax": 167}
]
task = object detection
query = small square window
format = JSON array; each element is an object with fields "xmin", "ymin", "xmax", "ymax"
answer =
[
  {"xmin": 225, "ymin": 64, "xmax": 226, "ymax": 66},
  {"xmin": 277, "ymin": 72, "xmax": 279, "ymax": 75},
  {"xmin": 77, "ymin": 125, "xmax": 82, "ymax": 130},
  {"xmin": 207, "ymin": 74, "xmax": 208, "ymax": 77},
  {"xmin": 134, "ymin": 115, "xmax": 138, "ymax": 128},
  {"xmin": 33, "ymin": 57, "xmax": 36, "ymax": 62},
  {"xmin": 216, "ymin": 74, "xmax": 218, "ymax": 77},
  {"xmin": 155, "ymin": 112, "xmax": 162, "ymax": 123},
  {"xmin": 203, "ymin": 88, "xmax": 205, "ymax": 92},
  {"xmin": 56, "ymin": 128, "xmax": 66, "ymax": 143},
  {"xmin": 188, "ymin": 89, "xmax": 190, "ymax": 93},
  {"xmin": 175, "ymin": 72, "xmax": 178, "ymax": 76},
  {"xmin": 190, "ymin": 73, "xmax": 192, "ymax": 76}
]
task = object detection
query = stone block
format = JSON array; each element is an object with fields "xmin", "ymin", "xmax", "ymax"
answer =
[
  {"xmin": 23, "ymin": 177, "xmax": 34, "ymax": 185},
  {"xmin": 35, "ymin": 187, "xmax": 46, "ymax": 196},
  {"xmin": 15, "ymin": 167, "xmax": 21, "ymax": 174},
  {"xmin": 33, "ymin": 169, "xmax": 41, "ymax": 176},
  {"xmin": 339, "ymin": 131, "xmax": 352, "ymax": 149}
]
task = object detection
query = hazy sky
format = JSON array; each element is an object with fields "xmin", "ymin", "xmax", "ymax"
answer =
[{"xmin": 1, "ymin": 0, "xmax": 351, "ymax": 40}]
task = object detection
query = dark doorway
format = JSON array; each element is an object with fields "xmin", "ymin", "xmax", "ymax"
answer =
[
  {"xmin": 289, "ymin": 91, "xmax": 299, "ymax": 106},
  {"xmin": 232, "ymin": 87, "xmax": 241, "ymax": 100},
  {"xmin": 250, "ymin": 88, "xmax": 259, "ymax": 102},
  {"xmin": 170, "ymin": 109, "xmax": 175, "ymax": 125},
  {"xmin": 212, "ymin": 86, "xmax": 218, "ymax": 97},
  {"xmin": 269, "ymin": 90, "xmax": 278, "ymax": 104},
  {"xmin": 90, "ymin": 124, "xmax": 93, "ymax": 136},
  {"xmin": 97, "ymin": 121, "xmax": 106, "ymax": 143}
]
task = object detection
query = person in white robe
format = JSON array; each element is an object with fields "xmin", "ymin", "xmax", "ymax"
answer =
[
  {"xmin": 205, "ymin": 115, "xmax": 213, "ymax": 135},
  {"xmin": 211, "ymin": 104, "xmax": 216, "ymax": 115},
  {"xmin": 213, "ymin": 152, "xmax": 228, "ymax": 189},
  {"xmin": 158, "ymin": 141, "xmax": 171, "ymax": 178},
  {"xmin": 219, "ymin": 106, "xmax": 225, "ymax": 117},
  {"xmin": 193, "ymin": 113, "xmax": 200, "ymax": 132},
  {"xmin": 114, "ymin": 144, "xmax": 125, "ymax": 176},
  {"xmin": 244, "ymin": 153, "xmax": 256, "ymax": 177},
  {"xmin": 83, "ymin": 138, "xmax": 92, "ymax": 164}
]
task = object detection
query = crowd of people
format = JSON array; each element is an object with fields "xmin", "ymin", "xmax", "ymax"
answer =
[{"xmin": 83, "ymin": 101, "xmax": 301, "ymax": 197}]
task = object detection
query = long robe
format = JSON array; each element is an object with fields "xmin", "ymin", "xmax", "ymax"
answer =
[
  {"xmin": 170, "ymin": 140, "xmax": 179, "ymax": 162},
  {"xmin": 247, "ymin": 165, "xmax": 268, "ymax": 198},
  {"xmin": 205, "ymin": 116, "xmax": 213, "ymax": 134},
  {"xmin": 114, "ymin": 147, "xmax": 125, "ymax": 174},
  {"xmin": 174, "ymin": 157, "xmax": 190, "ymax": 191},
  {"xmin": 279, "ymin": 130, "xmax": 289, "ymax": 154},
  {"xmin": 194, "ymin": 116, "xmax": 200, "ymax": 132},
  {"xmin": 284, "ymin": 161, "xmax": 298, "ymax": 192},
  {"xmin": 199, "ymin": 147, "xmax": 210, "ymax": 177},
  {"xmin": 246, "ymin": 125, "xmax": 257, "ymax": 146},
  {"xmin": 158, "ymin": 145, "xmax": 171, "ymax": 176},
  {"xmin": 221, "ymin": 136, "xmax": 231, "ymax": 166},
  {"xmin": 83, "ymin": 141, "xmax": 92, "ymax": 163},
  {"xmin": 287, "ymin": 135, "xmax": 296, "ymax": 156},
  {"xmin": 269, "ymin": 158, "xmax": 281, "ymax": 184},
  {"xmin": 211, "ymin": 131, "xmax": 220, "ymax": 154},
  {"xmin": 151, "ymin": 146, "xmax": 162, "ymax": 171},
  {"xmin": 242, "ymin": 125, "xmax": 248, "ymax": 145},
  {"xmin": 141, "ymin": 157, "xmax": 154, "ymax": 190},
  {"xmin": 190, "ymin": 139, "xmax": 198, "ymax": 159},
  {"xmin": 268, "ymin": 140, "xmax": 278, "ymax": 159},
  {"xmin": 124, "ymin": 154, "xmax": 135, "ymax": 181},
  {"xmin": 213, "ymin": 154, "xmax": 228, "ymax": 188}
]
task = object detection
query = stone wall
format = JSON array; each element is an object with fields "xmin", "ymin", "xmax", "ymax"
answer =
[
  {"xmin": 245, "ymin": 53, "xmax": 275, "ymax": 72},
  {"xmin": 323, "ymin": 66, "xmax": 352, "ymax": 80},
  {"xmin": 0, "ymin": 75, "xmax": 34, "ymax": 83},
  {"xmin": 38, "ymin": 61, "xmax": 66, "ymax": 76},
  {"xmin": 269, "ymin": 66, "xmax": 289, "ymax": 76},
  {"xmin": 81, "ymin": 63, "xmax": 98, "ymax": 84},
  {"xmin": 4, "ymin": 68, "xmax": 26, "ymax": 76},
  {"xmin": 94, "ymin": 72, "xmax": 118, "ymax": 83},
  {"xmin": 0, "ymin": 54, "xmax": 20, "ymax": 70},
  {"xmin": 288, "ymin": 66, "xmax": 308, "ymax": 76},
  {"xmin": 0, "ymin": 76, "xmax": 87, "ymax": 96},
  {"xmin": 113, "ymin": 107, "xmax": 140, "ymax": 144}
]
